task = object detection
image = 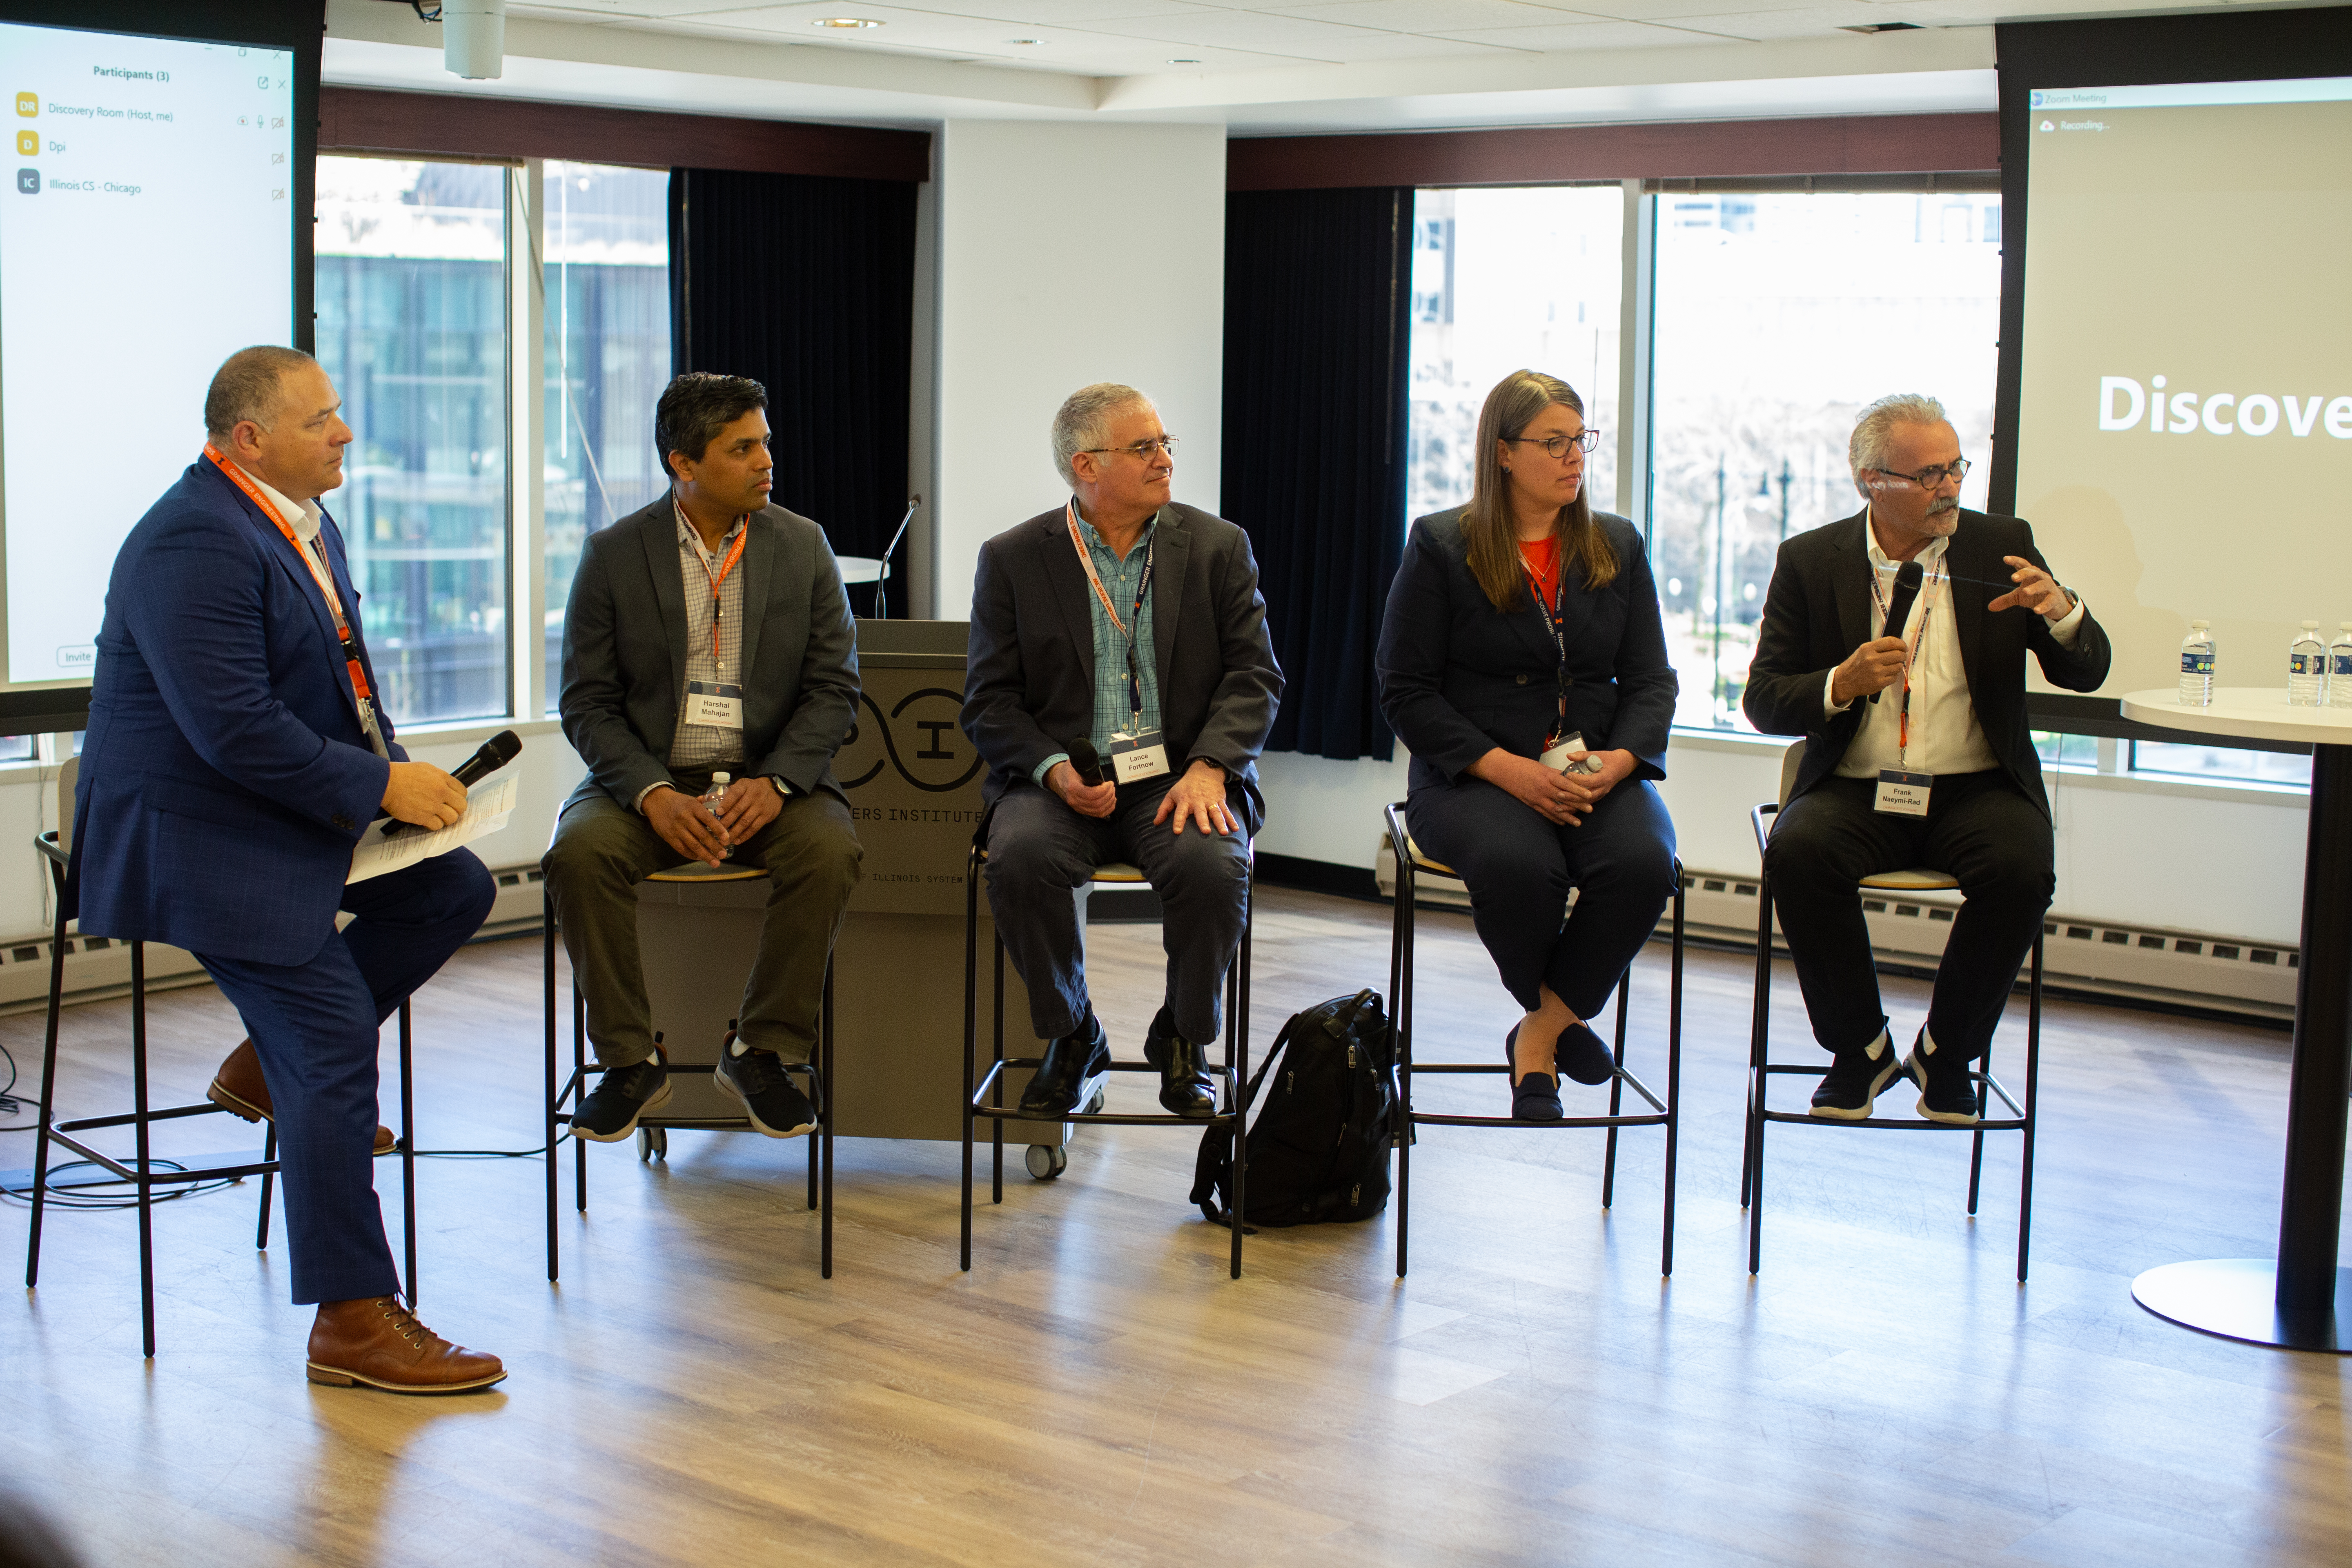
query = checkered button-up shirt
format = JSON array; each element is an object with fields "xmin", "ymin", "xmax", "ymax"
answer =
[{"xmin": 666, "ymin": 500, "xmax": 749, "ymax": 775}]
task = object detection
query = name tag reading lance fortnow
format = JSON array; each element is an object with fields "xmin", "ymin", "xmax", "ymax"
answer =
[
  {"xmin": 1875, "ymin": 768, "xmax": 1932, "ymax": 817},
  {"xmin": 1108, "ymin": 728, "xmax": 1171, "ymax": 784}
]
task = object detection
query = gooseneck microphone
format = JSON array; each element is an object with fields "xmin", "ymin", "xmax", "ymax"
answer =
[
  {"xmin": 385, "ymin": 728, "xmax": 522, "ymax": 836},
  {"xmin": 1066, "ymin": 737, "xmax": 1106, "ymax": 788},
  {"xmin": 1868, "ymin": 560, "xmax": 1925, "ymax": 705}
]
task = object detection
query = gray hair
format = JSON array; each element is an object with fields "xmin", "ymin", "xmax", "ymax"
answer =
[
  {"xmin": 205, "ymin": 345, "xmax": 318, "ymax": 441},
  {"xmin": 1849, "ymin": 393, "xmax": 1949, "ymax": 492},
  {"xmin": 1051, "ymin": 382, "xmax": 1153, "ymax": 489}
]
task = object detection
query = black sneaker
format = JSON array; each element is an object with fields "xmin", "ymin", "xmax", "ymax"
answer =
[
  {"xmin": 714, "ymin": 1032, "xmax": 818, "ymax": 1138},
  {"xmin": 1904, "ymin": 1028, "xmax": 1981, "ymax": 1125},
  {"xmin": 1809, "ymin": 1032, "xmax": 1900, "ymax": 1120},
  {"xmin": 573, "ymin": 1048, "xmax": 670, "ymax": 1142}
]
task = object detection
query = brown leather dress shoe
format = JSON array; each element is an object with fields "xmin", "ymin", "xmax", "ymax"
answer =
[
  {"xmin": 306, "ymin": 1296, "xmax": 506, "ymax": 1393},
  {"xmin": 208, "ymin": 1038, "xmax": 397, "ymax": 1157}
]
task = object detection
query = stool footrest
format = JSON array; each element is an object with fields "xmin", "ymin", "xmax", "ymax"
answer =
[
  {"xmin": 38, "ymin": 1127, "xmax": 276, "ymax": 1186},
  {"xmin": 969, "ymin": 1057, "xmax": 1240, "ymax": 1126},
  {"xmin": 53, "ymin": 1101, "xmax": 229, "ymax": 1134}
]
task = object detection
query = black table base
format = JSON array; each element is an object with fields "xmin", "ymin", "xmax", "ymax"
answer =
[{"xmin": 2133, "ymin": 1260, "xmax": 2352, "ymax": 1353}]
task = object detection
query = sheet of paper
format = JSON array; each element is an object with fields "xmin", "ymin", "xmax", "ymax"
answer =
[{"xmin": 347, "ymin": 774, "xmax": 518, "ymax": 885}]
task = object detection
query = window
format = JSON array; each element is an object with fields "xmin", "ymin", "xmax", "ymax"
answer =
[
  {"xmin": 1406, "ymin": 187, "xmax": 1621, "ymax": 524},
  {"xmin": 314, "ymin": 156, "xmax": 511, "ymax": 727},
  {"xmin": 542, "ymin": 162, "xmax": 672, "ymax": 711},
  {"xmin": 2033, "ymin": 731, "xmax": 2098, "ymax": 772},
  {"xmin": 2130, "ymin": 740, "xmax": 2311, "ymax": 788},
  {"xmin": 1647, "ymin": 192, "xmax": 2002, "ymax": 731}
]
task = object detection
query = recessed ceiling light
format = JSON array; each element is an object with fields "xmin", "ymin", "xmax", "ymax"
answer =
[
  {"xmin": 1005, "ymin": 38, "xmax": 1041, "ymax": 45},
  {"xmin": 812, "ymin": 17, "xmax": 883, "ymax": 28},
  {"xmin": 1168, "ymin": 57, "xmax": 1202, "ymax": 63}
]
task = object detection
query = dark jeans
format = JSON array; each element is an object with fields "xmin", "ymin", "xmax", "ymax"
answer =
[
  {"xmin": 983, "ymin": 771, "xmax": 1250, "ymax": 1044},
  {"xmin": 543, "ymin": 782, "xmax": 862, "ymax": 1067},
  {"xmin": 1407, "ymin": 777, "xmax": 1678, "ymax": 1020},
  {"xmin": 1764, "ymin": 771, "xmax": 2053, "ymax": 1061},
  {"xmin": 195, "ymin": 848, "xmax": 496, "ymax": 1305}
]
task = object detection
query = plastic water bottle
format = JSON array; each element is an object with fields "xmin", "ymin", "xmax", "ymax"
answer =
[
  {"xmin": 2330, "ymin": 623, "xmax": 2352, "ymax": 709},
  {"xmin": 2289, "ymin": 622, "xmax": 2325, "ymax": 706},
  {"xmin": 2177, "ymin": 621, "xmax": 2215, "ymax": 706},
  {"xmin": 700, "ymin": 771, "xmax": 733, "ymax": 860}
]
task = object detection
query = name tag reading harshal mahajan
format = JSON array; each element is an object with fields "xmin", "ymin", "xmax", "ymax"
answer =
[{"xmin": 1874, "ymin": 768, "xmax": 1932, "ymax": 817}]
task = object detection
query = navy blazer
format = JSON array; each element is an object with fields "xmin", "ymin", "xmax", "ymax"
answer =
[
  {"xmin": 1742, "ymin": 507, "xmax": 2111, "ymax": 819},
  {"xmin": 961, "ymin": 502, "xmax": 1283, "ymax": 836},
  {"xmin": 557, "ymin": 496, "xmax": 860, "ymax": 813},
  {"xmin": 68, "ymin": 459, "xmax": 402, "ymax": 964},
  {"xmin": 1377, "ymin": 508, "xmax": 1678, "ymax": 795}
]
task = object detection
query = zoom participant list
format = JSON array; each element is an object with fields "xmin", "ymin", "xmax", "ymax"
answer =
[{"xmin": 0, "ymin": 22, "xmax": 292, "ymax": 682}]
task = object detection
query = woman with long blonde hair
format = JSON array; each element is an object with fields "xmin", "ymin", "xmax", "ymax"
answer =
[{"xmin": 1376, "ymin": 370, "xmax": 1680, "ymax": 1120}]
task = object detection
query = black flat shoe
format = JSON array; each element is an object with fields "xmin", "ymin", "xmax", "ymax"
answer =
[
  {"xmin": 1143, "ymin": 1006, "xmax": 1217, "ymax": 1118},
  {"xmin": 1504, "ymin": 1023, "xmax": 1563, "ymax": 1123},
  {"xmin": 1555, "ymin": 1021, "xmax": 1617, "ymax": 1085},
  {"xmin": 1020, "ymin": 1013, "xmax": 1111, "ymax": 1118}
]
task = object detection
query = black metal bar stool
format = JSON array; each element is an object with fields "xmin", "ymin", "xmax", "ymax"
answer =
[
  {"xmin": 1742, "ymin": 742, "xmax": 2043, "ymax": 1281},
  {"xmin": 1382, "ymin": 803, "xmax": 1684, "ymax": 1278},
  {"xmin": 543, "ymin": 866, "xmax": 835, "ymax": 1281},
  {"xmin": 22, "ymin": 832, "xmax": 420, "ymax": 1357},
  {"xmin": 960, "ymin": 841, "xmax": 1252, "ymax": 1277}
]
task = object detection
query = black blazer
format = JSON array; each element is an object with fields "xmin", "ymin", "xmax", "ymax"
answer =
[
  {"xmin": 558, "ymin": 497, "xmax": 861, "ymax": 813},
  {"xmin": 960, "ymin": 502, "xmax": 1283, "ymax": 835},
  {"xmin": 1376, "ymin": 508, "xmax": 1678, "ymax": 795},
  {"xmin": 1742, "ymin": 507, "xmax": 2111, "ymax": 819}
]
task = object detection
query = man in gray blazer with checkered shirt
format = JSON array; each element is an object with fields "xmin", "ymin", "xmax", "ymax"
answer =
[
  {"xmin": 961, "ymin": 383, "xmax": 1282, "ymax": 1123},
  {"xmin": 546, "ymin": 373, "xmax": 863, "ymax": 1145}
]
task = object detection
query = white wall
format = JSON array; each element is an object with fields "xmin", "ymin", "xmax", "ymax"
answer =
[
  {"xmin": 1255, "ymin": 739, "xmax": 2310, "ymax": 948},
  {"xmin": 927, "ymin": 118, "xmax": 1227, "ymax": 620}
]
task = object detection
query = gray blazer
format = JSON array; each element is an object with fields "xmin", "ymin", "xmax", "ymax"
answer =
[
  {"xmin": 558, "ymin": 496, "xmax": 860, "ymax": 813},
  {"xmin": 961, "ymin": 501, "xmax": 1283, "ymax": 835}
]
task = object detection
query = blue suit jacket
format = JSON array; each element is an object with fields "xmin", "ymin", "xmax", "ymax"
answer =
[
  {"xmin": 1376, "ymin": 507, "xmax": 1679, "ymax": 796},
  {"xmin": 66, "ymin": 458, "xmax": 401, "ymax": 964}
]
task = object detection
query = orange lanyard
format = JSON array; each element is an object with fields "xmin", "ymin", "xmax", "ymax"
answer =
[
  {"xmin": 1869, "ymin": 556, "xmax": 1945, "ymax": 761},
  {"xmin": 203, "ymin": 445, "xmax": 374, "ymax": 707},
  {"xmin": 677, "ymin": 502, "xmax": 748, "ymax": 666}
]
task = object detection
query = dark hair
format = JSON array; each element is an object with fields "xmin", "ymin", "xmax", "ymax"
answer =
[
  {"xmin": 204, "ymin": 345, "xmax": 318, "ymax": 442},
  {"xmin": 654, "ymin": 373, "xmax": 768, "ymax": 478}
]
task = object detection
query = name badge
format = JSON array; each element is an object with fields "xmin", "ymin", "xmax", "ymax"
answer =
[
  {"xmin": 1107, "ymin": 728, "xmax": 1171, "ymax": 784},
  {"xmin": 1875, "ymin": 768, "xmax": 1932, "ymax": 817},
  {"xmin": 684, "ymin": 681, "xmax": 744, "ymax": 730},
  {"xmin": 1540, "ymin": 731, "xmax": 1607, "ymax": 775}
]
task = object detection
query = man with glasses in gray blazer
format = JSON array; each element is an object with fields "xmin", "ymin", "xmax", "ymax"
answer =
[{"xmin": 962, "ymin": 383, "xmax": 1282, "ymax": 1123}]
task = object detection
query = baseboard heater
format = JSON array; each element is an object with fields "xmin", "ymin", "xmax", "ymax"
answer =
[{"xmin": 1373, "ymin": 840, "xmax": 2296, "ymax": 1026}]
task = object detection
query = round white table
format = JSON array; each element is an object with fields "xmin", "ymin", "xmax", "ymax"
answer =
[{"xmin": 2118, "ymin": 687, "xmax": 2352, "ymax": 1352}]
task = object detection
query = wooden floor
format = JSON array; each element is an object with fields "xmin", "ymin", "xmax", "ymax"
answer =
[{"xmin": 1, "ymin": 888, "xmax": 2346, "ymax": 1567}]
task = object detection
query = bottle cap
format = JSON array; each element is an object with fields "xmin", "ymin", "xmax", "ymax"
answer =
[
  {"xmin": 713, "ymin": 771, "xmax": 731, "ymax": 784},
  {"xmin": 2301, "ymin": 620, "xmax": 2320, "ymax": 629},
  {"xmin": 2192, "ymin": 619, "xmax": 2208, "ymax": 628}
]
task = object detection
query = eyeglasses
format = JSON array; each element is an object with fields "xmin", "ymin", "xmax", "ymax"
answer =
[
  {"xmin": 1081, "ymin": 436, "xmax": 1179, "ymax": 461},
  {"xmin": 1872, "ymin": 458, "xmax": 1971, "ymax": 489},
  {"xmin": 1506, "ymin": 430, "xmax": 1599, "ymax": 459}
]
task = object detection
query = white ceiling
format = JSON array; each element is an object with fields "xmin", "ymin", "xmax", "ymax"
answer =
[{"xmin": 323, "ymin": 0, "xmax": 2323, "ymax": 132}]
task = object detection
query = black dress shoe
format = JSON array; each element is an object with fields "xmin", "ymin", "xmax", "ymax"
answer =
[
  {"xmin": 1020, "ymin": 1013, "xmax": 1111, "ymax": 1118},
  {"xmin": 1555, "ymin": 1021, "xmax": 1617, "ymax": 1085},
  {"xmin": 1505, "ymin": 1023, "xmax": 1563, "ymax": 1123},
  {"xmin": 1143, "ymin": 1007, "xmax": 1217, "ymax": 1118}
]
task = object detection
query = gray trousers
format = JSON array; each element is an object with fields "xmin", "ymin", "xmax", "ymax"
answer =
[
  {"xmin": 543, "ymin": 782, "xmax": 862, "ymax": 1067},
  {"xmin": 983, "ymin": 772, "xmax": 1250, "ymax": 1045}
]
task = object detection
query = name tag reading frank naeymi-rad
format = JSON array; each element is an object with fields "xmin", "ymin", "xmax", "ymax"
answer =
[{"xmin": 1875, "ymin": 769, "xmax": 1932, "ymax": 817}]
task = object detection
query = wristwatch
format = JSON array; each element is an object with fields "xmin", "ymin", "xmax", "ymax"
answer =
[{"xmin": 768, "ymin": 775, "xmax": 792, "ymax": 799}]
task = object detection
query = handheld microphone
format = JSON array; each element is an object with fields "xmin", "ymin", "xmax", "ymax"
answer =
[
  {"xmin": 1066, "ymin": 737, "xmax": 1106, "ymax": 788},
  {"xmin": 385, "ymin": 729, "xmax": 521, "ymax": 836},
  {"xmin": 1868, "ymin": 560, "xmax": 1925, "ymax": 705}
]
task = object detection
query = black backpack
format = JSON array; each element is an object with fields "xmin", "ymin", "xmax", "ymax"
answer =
[{"xmin": 1191, "ymin": 989, "xmax": 1396, "ymax": 1229}]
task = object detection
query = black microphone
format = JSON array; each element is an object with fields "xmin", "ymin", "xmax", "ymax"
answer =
[
  {"xmin": 385, "ymin": 729, "xmax": 521, "ymax": 836},
  {"xmin": 1868, "ymin": 560, "xmax": 1925, "ymax": 705},
  {"xmin": 1066, "ymin": 736, "xmax": 1105, "ymax": 788}
]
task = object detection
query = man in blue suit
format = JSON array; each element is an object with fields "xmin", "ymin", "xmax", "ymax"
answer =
[{"xmin": 67, "ymin": 346, "xmax": 503, "ymax": 1391}]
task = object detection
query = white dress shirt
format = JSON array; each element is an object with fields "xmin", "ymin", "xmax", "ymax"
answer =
[
  {"xmin": 1826, "ymin": 513, "xmax": 2085, "ymax": 780},
  {"xmin": 233, "ymin": 461, "xmax": 390, "ymax": 760}
]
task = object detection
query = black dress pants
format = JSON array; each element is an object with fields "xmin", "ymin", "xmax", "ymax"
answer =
[
  {"xmin": 1406, "ymin": 776, "xmax": 1678, "ymax": 1021},
  {"xmin": 1764, "ymin": 771, "xmax": 2053, "ymax": 1062}
]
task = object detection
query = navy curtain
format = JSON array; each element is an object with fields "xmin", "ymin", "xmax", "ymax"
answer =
[
  {"xmin": 1222, "ymin": 187, "xmax": 1412, "ymax": 762},
  {"xmin": 670, "ymin": 168, "xmax": 918, "ymax": 616}
]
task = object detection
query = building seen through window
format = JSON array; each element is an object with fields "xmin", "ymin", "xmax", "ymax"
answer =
[
  {"xmin": 543, "ymin": 162, "xmax": 671, "ymax": 712},
  {"xmin": 314, "ymin": 155, "xmax": 510, "ymax": 727}
]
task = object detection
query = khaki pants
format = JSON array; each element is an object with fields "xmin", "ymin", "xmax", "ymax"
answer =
[{"xmin": 544, "ymin": 783, "xmax": 862, "ymax": 1067}]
